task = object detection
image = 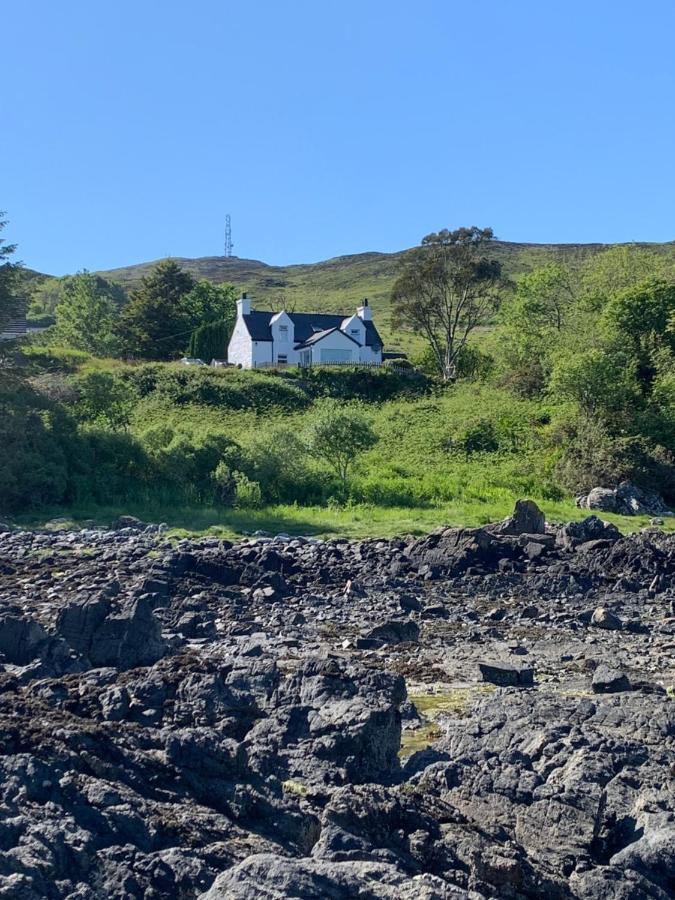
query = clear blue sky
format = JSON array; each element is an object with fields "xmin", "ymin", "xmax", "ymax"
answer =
[{"xmin": 4, "ymin": 0, "xmax": 675, "ymax": 275}]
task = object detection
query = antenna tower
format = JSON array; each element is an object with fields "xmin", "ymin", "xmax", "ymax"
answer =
[{"xmin": 224, "ymin": 214, "xmax": 234, "ymax": 257}]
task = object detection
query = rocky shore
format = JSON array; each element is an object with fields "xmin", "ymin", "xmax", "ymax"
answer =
[{"xmin": 0, "ymin": 503, "xmax": 673, "ymax": 899}]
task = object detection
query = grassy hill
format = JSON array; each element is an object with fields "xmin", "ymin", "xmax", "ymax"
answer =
[{"xmin": 96, "ymin": 240, "xmax": 675, "ymax": 353}]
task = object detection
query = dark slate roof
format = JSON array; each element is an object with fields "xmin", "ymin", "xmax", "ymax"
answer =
[
  {"xmin": 294, "ymin": 327, "xmax": 362, "ymax": 350},
  {"xmin": 241, "ymin": 311, "xmax": 383, "ymax": 349}
]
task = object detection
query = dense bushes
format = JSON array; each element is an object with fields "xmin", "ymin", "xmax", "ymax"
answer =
[
  {"xmin": 0, "ymin": 374, "xmax": 151, "ymax": 512},
  {"xmin": 262, "ymin": 364, "xmax": 431, "ymax": 402},
  {"xmin": 495, "ymin": 248, "xmax": 675, "ymax": 496},
  {"xmin": 121, "ymin": 365, "xmax": 311, "ymax": 412}
]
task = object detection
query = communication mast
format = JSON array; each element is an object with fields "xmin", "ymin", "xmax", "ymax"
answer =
[{"xmin": 224, "ymin": 215, "xmax": 234, "ymax": 258}]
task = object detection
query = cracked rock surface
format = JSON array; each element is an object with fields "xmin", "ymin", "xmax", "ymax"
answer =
[{"xmin": 0, "ymin": 509, "xmax": 673, "ymax": 898}]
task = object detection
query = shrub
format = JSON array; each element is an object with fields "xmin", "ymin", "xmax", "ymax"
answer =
[
  {"xmin": 73, "ymin": 371, "xmax": 138, "ymax": 431},
  {"xmin": 304, "ymin": 400, "xmax": 379, "ymax": 486},
  {"xmin": 244, "ymin": 424, "xmax": 320, "ymax": 504},
  {"xmin": 213, "ymin": 461, "xmax": 236, "ymax": 505},
  {"xmin": 22, "ymin": 344, "xmax": 91, "ymax": 374},
  {"xmin": 265, "ymin": 365, "xmax": 430, "ymax": 402},
  {"xmin": 233, "ymin": 471, "xmax": 263, "ymax": 508},
  {"xmin": 449, "ymin": 418, "xmax": 499, "ymax": 455},
  {"xmin": 454, "ymin": 344, "xmax": 495, "ymax": 382},
  {"xmin": 555, "ymin": 416, "xmax": 675, "ymax": 500},
  {"xmin": 124, "ymin": 366, "xmax": 310, "ymax": 412}
]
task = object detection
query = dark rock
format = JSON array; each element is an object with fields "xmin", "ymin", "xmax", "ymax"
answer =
[
  {"xmin": 478, "ymin": 660, "xmax": 534, "ymax": 687},
  {"xmin": 0, "ymin": 614, "xmax": 50, "ymax": 665},
  {"xmin": 496, "ymin": 499, "xmax": 546, "ymax": 536},
  {"xmin": 57, "ymin": 596, "xmax": 166, "ymax": 669},
  {"xmin": 592, "ymin": 665, "xmax": 632, "ymax": 693},
  {"xmin": 556, "ymin": 515, "xmax": 621, "ymax": 550},
  {"xmin": 420, "ymin": 604, "xmax": 448, "ymax": 619},
  {"xmin": 113, "ymin": 515, "xmax": 146, "ymax": 530},
  {"xmin": 364, "ymin": 619, "xmax": 419, "ymax": 645}
]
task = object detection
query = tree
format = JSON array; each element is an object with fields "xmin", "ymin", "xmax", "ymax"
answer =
[
  {"xmin": 548, "ymin": 348, "xmax": 641, "ymax": 421},
  {"xmin": 0, "ymin": 213, "xmax": 22, "ymax": 329},
  {"xmin": 391, "ymin": 226, "xmax": 503, "ymax": 381},
  {"xmin": 54, "ymin": 271, "xmax": 121, "ymax": 355},
  {"xmin": 184, "ymin": 280, "xmax": 237, "ymax": 325},
  {"xmin": 30, "ymin": 274, "xmax": 127, "ymax": 326},
  {"xmin": 579, "ymin": 244, "xmax": 673, "ymax": 311},
  {"xmin": 187, "ymin": 319, "xmax": 230, "ymax": 361},
  {"xmin": 116, "ymin": 260, "xmax": 196, "ymax": 359},
  {"xmin": 246, "ymin": 424, "xmax": 312, "ymax": 503},
  {"xmin": 304, "ymin": 401, "xmax": 378, "ymax": 488},
  {"xmin": 498, "ymin": 263, "xmax": 576, "ymax": 395}
]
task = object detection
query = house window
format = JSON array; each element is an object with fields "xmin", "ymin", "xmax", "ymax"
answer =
[
  {"xmin": 279, "ymin": 325, "xmax": 288, "ymax": 339},
  {"xmin": 277, "ymin": 354, "xmax": 288, "ymax": 364},
  {"xmin": 350, "ymin": 328, "xmax": 360, "ymax": 336}
]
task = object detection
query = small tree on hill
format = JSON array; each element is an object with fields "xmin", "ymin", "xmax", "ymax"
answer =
[
  {"xmin": 391, "ymin": 226, "xmax": 503, "ymax": 381},
  {"xmin": 304, "ymin": 401, "xmax": 378, "ymax": 489}
]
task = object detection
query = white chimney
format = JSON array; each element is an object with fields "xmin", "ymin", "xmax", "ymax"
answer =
[
  {"xmin": 357, "ymin": 298, "xmax": 372, "ymax": 321},
  {"xmin": 237, "ymin": 292, "xmax": 251, "ymax": 316}
]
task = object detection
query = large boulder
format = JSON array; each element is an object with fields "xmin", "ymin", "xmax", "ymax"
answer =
[
  {"xmin": 581, "ymin": 487, "xmax": 618, "ymax": 513},
  {"xmin": 577, "ymin": 482, "xmax": 673, "ymax": 517},
  {"xmin": 0, "ymin": 613, "xmax": 50, "ymax": 665},
  {"xmin": 556, "ymin": 515, "xmax": 621, "ymax": 550},
  {"xmin": 199, "ymin": 854, "xmax": 461, "ymax": 900},
  {"xmin": 495, "ymin": 499, "xmax": 546, "ymax": 536},
  {"xmin": 57, "ymin": 595, "xmax": 167, "ymax": 670}
]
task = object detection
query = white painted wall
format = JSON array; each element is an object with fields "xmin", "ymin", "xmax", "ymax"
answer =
[
  {"xmin": 341, "ymin": 314, "xmax": 366, "ymax": 347},
  {"xmin": 227, "ymin": 315, "xmax": 252, "ymax": 367},
  {"xmin": 270, "ymin": 311, "xmax": 295, "ymax": 363},
  {"xmin": 307, "ymin": 329, "xmax": 359, "ymax": 364},
  {"xmin": 252, "ymin": 340, "xmax": 273, "ymax": 367}
]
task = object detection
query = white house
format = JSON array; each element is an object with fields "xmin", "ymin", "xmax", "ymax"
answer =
[{"xmin": 227, "ymin": 294, "xmax": 384, "ymax": 368}]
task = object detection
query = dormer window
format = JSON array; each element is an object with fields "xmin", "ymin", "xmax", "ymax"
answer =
[
  {"xmin": 350, "ymin": 328, "xmax": 360, "ymax": 336},
  {"xmin": 279, "ymin": 325, "xmax": 288, "ymax": 339}
]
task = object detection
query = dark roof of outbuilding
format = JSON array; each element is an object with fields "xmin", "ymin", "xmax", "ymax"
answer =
[
  {"xmin": 294, "ymin": 327, "xmax": 362, "ymax": 350},
  {"xmin": 241, "ymin": 311, "xmax": 383, "ymax": 349}
]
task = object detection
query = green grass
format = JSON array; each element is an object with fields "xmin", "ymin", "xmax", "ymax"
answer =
[{"xmin": 17, "ymin": 497, "xmax": 674, "ymax": 541}]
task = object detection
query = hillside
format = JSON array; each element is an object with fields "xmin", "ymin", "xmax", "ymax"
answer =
[{"xmin": 95, "ymin": 239, "xmax": 675, "ymax": 352}]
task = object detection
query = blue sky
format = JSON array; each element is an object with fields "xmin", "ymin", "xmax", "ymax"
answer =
[{"xmin": 4, "ymin": 0, "xmax": 675, "ymax": 274}]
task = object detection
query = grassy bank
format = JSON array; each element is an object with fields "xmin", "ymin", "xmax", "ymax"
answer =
[{"xmin": 16, "ymin": 498, "xmax": 673, "ymax": 541}]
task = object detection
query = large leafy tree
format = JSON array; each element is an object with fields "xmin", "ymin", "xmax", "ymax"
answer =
[
  {"xmin": 30, "ymin": 274, "xmax": 126, "ymax": 325},
  {"xmin": 54, "ymin": 271, "xmax": 121, "ymax": 355},
  {"xmin": 391, "ymin": 226, "xmax": 503, "ymax": 380},
  {"xmin": 116, "ymin": 260, "xmax": 196, "ymax": 359},
  {"xmin": 184, "ymin": 280, "xmax": 237, "ymax": 325},
  {"xmin": 0, "ymin": 213, "xmax": 22, "ymax": 329}
]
